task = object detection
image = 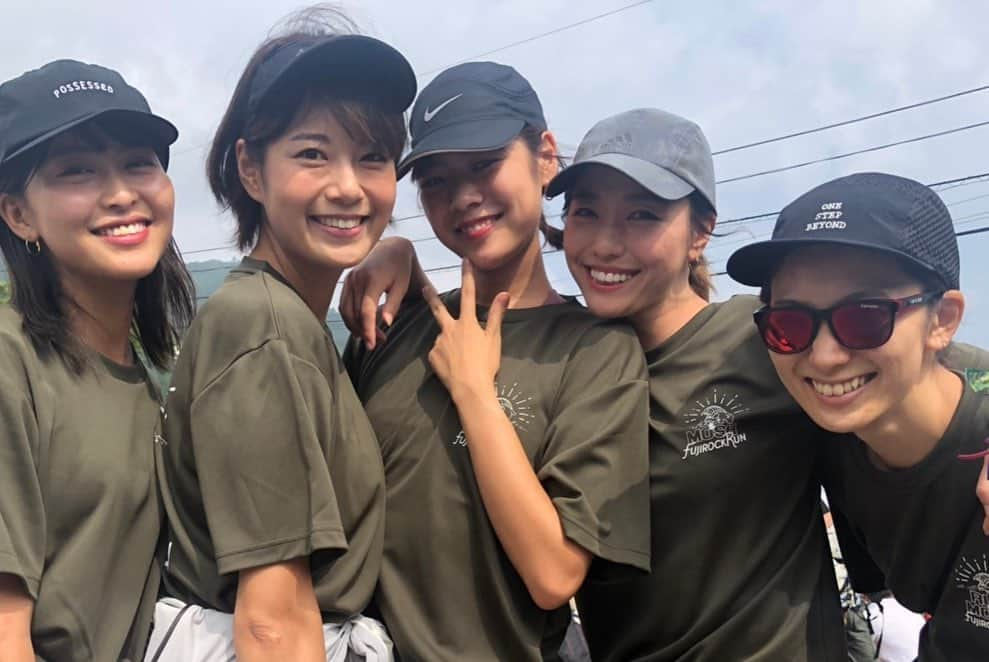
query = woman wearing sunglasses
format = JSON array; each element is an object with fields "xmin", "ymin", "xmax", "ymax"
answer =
[{"xmin": 728, "ymin": 171, "xmax": 989, "ymax": 660}]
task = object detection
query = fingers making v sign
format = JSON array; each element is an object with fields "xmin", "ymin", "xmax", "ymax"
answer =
[{"xmin": 422, "ymin": 259, "xmax": 510, "ymax": 402}]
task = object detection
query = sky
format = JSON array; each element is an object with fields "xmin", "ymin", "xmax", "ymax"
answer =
[{"xmin": 2, "ymin": 0, "xmax": 987, "ymax": 343}]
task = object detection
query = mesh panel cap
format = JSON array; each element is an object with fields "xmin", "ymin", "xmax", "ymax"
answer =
[{"xmin": 726, "ymin": 172, "xmax": 960, "ymax": 289}]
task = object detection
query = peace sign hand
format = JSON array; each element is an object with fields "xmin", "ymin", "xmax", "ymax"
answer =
[{"xmin": 423, "ymin": 259, "xmax": 509, "ymax": 401}]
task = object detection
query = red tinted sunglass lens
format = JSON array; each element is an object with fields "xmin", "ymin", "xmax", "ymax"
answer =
[
  {"xmin": 762, "ymin": 309, "xmax": 815, "ymax": 353},
  {"xmin": 831, "ymin": 302, "xmax": 894, "ymax": 349}
]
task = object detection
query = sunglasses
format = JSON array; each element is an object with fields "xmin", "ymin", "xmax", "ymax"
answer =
[{"xmin": 754, "ymin": 291, "xmax": 944, "ymax": 355}]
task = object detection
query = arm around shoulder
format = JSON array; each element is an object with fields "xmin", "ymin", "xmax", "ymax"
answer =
[{"xmin": 340, "ymin": 236, "xmax": 428, "ymax": 349}]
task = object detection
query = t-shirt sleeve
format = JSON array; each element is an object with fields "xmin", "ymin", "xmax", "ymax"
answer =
[
  {"xmin": 0, "ymin": 343, "xmax": 45, "ymax": 599},
  {"xmin": 537, "ymin": 322, "xmax": 651, "ymax": 573},
  {"xmin": 189, "ymin": 339, "xmax": 348, "ymax": 575}
]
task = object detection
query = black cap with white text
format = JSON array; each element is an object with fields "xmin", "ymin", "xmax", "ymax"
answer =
[
  {"xmin": 727, "ymin": 172, "xmax": 959, "ymax": 290},
  {"xmin": 0, "ymin": 59, "xmax": 177, "ymax": 169}
]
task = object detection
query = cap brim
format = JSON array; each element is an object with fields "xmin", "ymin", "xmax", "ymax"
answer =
[
  {"xmin": 726, "ymin": 237, "xmax": 950, "ymax": 288},
  {"xmin": 545, "ymin": 153, "xmax": 696, "ymax": 202},
  {"xmin": 271, "ymin": 35, "xmax": 416, "ymax": 113},
  {"xmin": 397, "ymin": 117, "xmax": 524, "ymax": 179},
  {"xmin": 3, "ymin": 108, "xmax": 178, "ymax": 170}
]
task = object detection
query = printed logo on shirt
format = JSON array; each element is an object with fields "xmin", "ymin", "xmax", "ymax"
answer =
[
  {"xmin": 680, "ymin": 389, "xmax": 749, "ymax": 460},
  {"xmin": 965, "ymin": 369, "xmax": 989, "ymax": 393},
  {"xmin": 805, "ymin": 201, "xmax": 846, "ymax": 232},
  {"xmin": 955, "ymin": 554, "xmax": 989, "ymax": 630},
  {"xmin": 453, "ymin": 381, "xmax": 534, "ymax": 446}
]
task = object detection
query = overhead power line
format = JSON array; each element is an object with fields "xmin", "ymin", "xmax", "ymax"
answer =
[
  {"xmin": 182, "ymin": 245, "xmax": 236, "ymax": 256},
  {"xmin": 944, "ymin": 192, "xmax": 989, "ymax": 208},
  {"xmin": 154, "ymin": 171, "xmax": 989, "ymax": 271},
  {"xmin": 712, "ymin": 84, "xmax": 989, "ymax": 155},
  {"xmin": 957, "ymin": 225, "xmax": 989, "ymax": 238},
  {"xmin": 707, "ymin": 215, "xmax": 989, "ymax": 269},
  {"xmin": 708, "ymin": 223, "xmax": 989, "ymax": 277},
  {"xmin": 717, "ymin": 121, "xmax": 989, "ymax": 185},
  {"xmin": 171, "ymin": 170, "xmax": 989, "ymax": 261},
  {"xmin": 393, "ymin": 154, "xmax": 989, "ymax": 230},
  {"xmin": 716, "ymin": 171, "xmax": 989, "ymax": 226},
  {"xmin": 414, "ymin": 0, "xmax": 656, "ymax": 78}
]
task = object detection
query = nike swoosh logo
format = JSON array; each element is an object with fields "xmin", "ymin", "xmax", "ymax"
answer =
[{"xmin": 423, "ymin": 94, "xmax": 463, "ymax": 122}]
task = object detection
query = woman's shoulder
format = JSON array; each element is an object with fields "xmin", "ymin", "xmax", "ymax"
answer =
[
  {"xmin": 194, "ymin": 269, "xmax": 324, "ymax": 344},
  {"xmin": 944, "ymin": 341, "xmax": 989, "ymax": 375},
  {"xmin": 0, "ymin": 304, "xmax": 38, "ymax": 364},
  {"xmin": 0, "ymin": 303, "xmax": 23, "ymax": 336}
]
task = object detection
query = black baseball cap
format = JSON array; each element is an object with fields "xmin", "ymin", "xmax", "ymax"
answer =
[
  {"xmin": 397, "ymin": 61, "xmax": 547, "ymax": 179},
  {"xmin": 247, "ymin": 34, "xmax": 416, "ymax": 116},
  {"xmin": 545, "ymin": 108, "xmax": 716, "ymax": 213},
  {"xmin": 727, "ymin": 172, "xmax": 960, "ymax": 290},
  {"xmin": 0, "ymin": 59, "xmax": 178, "ymax": 170}
]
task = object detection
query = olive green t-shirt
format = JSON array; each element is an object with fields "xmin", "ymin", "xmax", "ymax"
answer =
[
  {"xmin": 577, "ymin": 295, "xmax": 847, "ymax": 662},
  {"xmin": 823, "ymin": 374, "xmax": 989, "ymax": 661},
  {"xmin": 158, "ymin": 258, "xmax": 385, "ymax": 619},
  {"xmin": 0, "ymin": 305, "xmax": 162, "ymax": 661},
  {"xmin": 345, "ymin": 292, "xmax": 650, "ymax": 662}
]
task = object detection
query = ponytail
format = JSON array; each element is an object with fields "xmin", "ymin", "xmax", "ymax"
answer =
[
  {"xmin": 687, "ymin": 190, "xmax": 716, "ymax": 301},
  {"xmin": 540, "ymin": 213, "xmax": 563, "ymax": 249}
]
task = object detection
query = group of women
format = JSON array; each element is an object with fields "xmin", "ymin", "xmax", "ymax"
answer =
[{"xmin": 0, "ymin": 5, "xmax": 986, "ymax": 661}]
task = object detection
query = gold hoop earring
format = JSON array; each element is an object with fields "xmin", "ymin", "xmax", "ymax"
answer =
[{"xmin": 25, "ymin": 239, "xmax": 41, "ymax": 255}]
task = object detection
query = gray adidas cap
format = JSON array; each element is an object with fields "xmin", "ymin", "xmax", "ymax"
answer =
[{"xmin": 545, "ymin": 108, "xmax": 716, "ymax": 212}]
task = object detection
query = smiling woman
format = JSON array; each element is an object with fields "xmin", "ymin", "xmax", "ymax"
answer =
[
  {"xmin": 0, "ymin": 58, "xmax": 194, "ymax": 661},
  {"xmin": 148, "ymin": 6, "xmax": 416, "ymax": 662},
  {"xmin": 341, "ymin": 62, "xmax": 651, "ymax": 662},
  {"xmin": 728, "ymin": 172, "xmax": 989, "ymax": 659}
]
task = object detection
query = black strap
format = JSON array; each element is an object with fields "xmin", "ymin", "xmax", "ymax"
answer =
[{"xmin": 147, "ymin": 604, "xmax": 193, "ymax": 662}]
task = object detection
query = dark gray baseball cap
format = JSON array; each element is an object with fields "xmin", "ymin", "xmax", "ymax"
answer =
[
  {"xmin": 545, "ymin": 108, "xmax": 716, "ymax": 212},
  {"xmin": 0, "ymin": 59, "xmax": 178, "ymax": 170},
  {"xmin": 398, "ymin": 61, "xmax": 546, "ymax": 179}
]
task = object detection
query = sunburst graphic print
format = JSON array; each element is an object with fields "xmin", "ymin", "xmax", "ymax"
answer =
[
  {"xmin": 680, "ymin": 389, "xmax": 750, "ymax": 460},
  {"xmin": 956, "ymin": 554, "xmax": 989, "ymax": 589},
  {"xmin": 956, "ymin": 554, "xmax": 989, "ymax": 629},
  {"xmin": 453, "ymin": 382, "xmax": 534, "ymax": 446},
  {"xmin": 682, "ymin": 390, "xmax": 749, "ymax": 430}
]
